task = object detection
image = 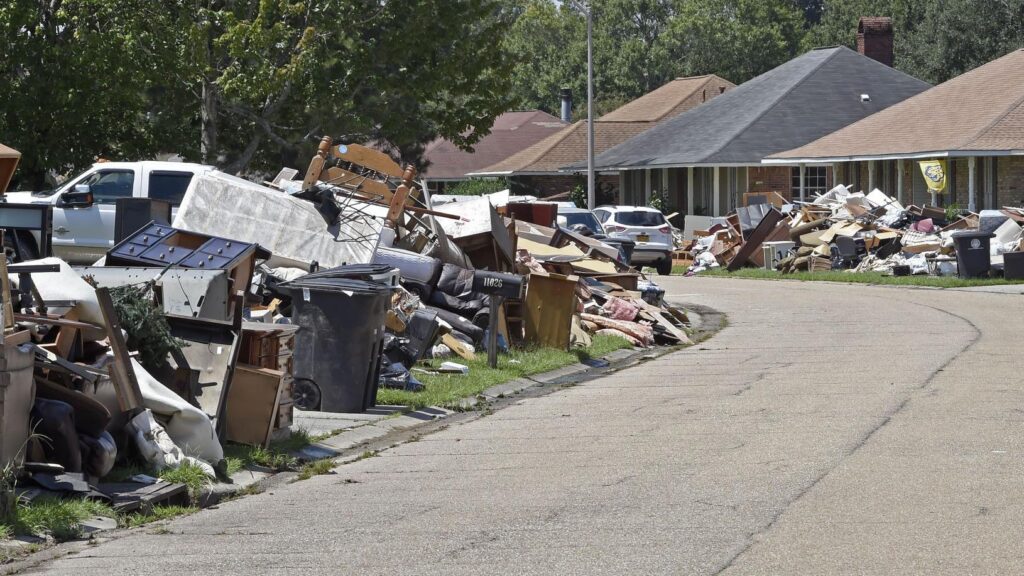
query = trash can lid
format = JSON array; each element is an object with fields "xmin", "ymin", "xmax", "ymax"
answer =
[
  {"xmin": 952, "ymin": 230, "xmax": 995, "ymax": 238},
  {"xmin": 282, "ymin": 276, "xmax": 390, "ymax": 295},
  {"xmin": 305, "ymin": 264, "xmax": 397, "ymax": 280}
]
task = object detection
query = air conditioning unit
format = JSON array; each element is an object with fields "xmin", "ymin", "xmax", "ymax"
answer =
[{"xmin": 762, "ymin": 241, "xmax": 796, "ymax": 271}]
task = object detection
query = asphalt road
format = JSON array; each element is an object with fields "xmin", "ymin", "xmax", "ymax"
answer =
[{"xmin": 23, "ymin": 277, "xmax": 1024, "ymax": 575}]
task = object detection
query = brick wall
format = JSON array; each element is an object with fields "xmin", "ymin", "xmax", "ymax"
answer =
[
  {"xmin": 747, "ymin": 166, "xmax": 792, "ymax": 200},
  {"xmin": 998, "ymin": 156, "xmax": 1024, "ymax": 207}
]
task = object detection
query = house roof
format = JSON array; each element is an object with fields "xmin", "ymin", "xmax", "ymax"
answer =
[
  {"xmin": 470, "ymin": 75, "xmax": 734, "ymax": 176},
  {"xmin": 574, "ymin": 46, "xmax": 931, "ymax": 171},
  {"xmin": 421, "ymin": 110, "xmax": 567, "ymax": 180},
  {"xmin": 767, "ymin": 49, "xmax": 1024, "ymax": 163}
]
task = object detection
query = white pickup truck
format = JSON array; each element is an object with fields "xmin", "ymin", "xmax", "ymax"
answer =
[{"xmin": 5, "ymin": 161, "xmax": 213, "ymax": 263}]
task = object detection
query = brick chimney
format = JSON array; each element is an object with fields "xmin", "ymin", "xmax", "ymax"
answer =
[{"xmin": 857, "ymin": 17, "xmax": 894, "ymax": 67}]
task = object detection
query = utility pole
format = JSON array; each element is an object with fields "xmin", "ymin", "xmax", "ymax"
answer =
[{"xmin": 569, "ymin": 0, "xmax": 596, "ymax": 209}]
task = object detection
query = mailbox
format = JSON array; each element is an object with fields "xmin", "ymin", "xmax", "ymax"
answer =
[{"xmin": 471, "ymin": 271, "xmax": 523, "ymax": 300}]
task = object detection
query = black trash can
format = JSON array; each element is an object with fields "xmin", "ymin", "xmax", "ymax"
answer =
[
  {"xmin": 952, "ymin": 230, "xmax": 995, "ymax": 279},
  {"xmin": 284, "ymin": 277, "xmax": 391, "ymax": 413}
]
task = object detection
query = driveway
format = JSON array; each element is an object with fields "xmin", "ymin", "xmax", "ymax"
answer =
[{"xmin": 22, "ymin": 277, "xmax": 1024, "ymax": 575}]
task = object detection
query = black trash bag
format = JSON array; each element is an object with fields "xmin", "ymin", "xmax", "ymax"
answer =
[
  {"xmin": 429, "ymin": 307, "xmax": 485, "ymax": 344},
  {"xmin": 378, "ymin": 360, "xmax": 424, "ymax": 392},
  {"xmin": 291, "ymin": 186, "xmax": 342, "ymax": 225},
  {"xmin": 427, "ymin": 290, "xmax": 487, "ymax": 317},
  {"xmin": 30, "ymin": 398, "xmax": 82, "ymax": 473}
]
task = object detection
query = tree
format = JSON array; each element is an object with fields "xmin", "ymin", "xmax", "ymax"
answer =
[
  {"xmin": 187, "ymin": 0, "xmax": 518, "ymax": 173},
  {"xmin": 1, "ymin": 0, "xmax": 516, "ymax": 184},
  {"xmin": 806, "ymin": 0, "xmax": 1024, "ymax": 84},
  {"xmin": 665, "ymin": 0, "xmax": 807, "ymax": 84},
  {"xmin": 0, "ymin": 0, "xmax": 189, "ymax": 188}
]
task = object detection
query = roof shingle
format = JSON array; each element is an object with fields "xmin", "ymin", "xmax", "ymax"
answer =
[
  {"xmin": 422, "ymin": 110, "xmax": 568, "ymax": 180},
  {"xmin": 471, "ymin": 75, "xmax": 734, "ymax": 176},
  {"xmin": 576, "ymin": 46, "xmax": 931, "ymax": 170},
  {"xmin": 769, "ymin": 49, "xmax": 1024, "ymax": 162}
]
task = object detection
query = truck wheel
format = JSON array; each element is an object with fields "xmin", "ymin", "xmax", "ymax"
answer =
[
  {"xmin": 656, "ymin": 257, "xmax": 673, "ymax": 276},
  {"xmin": 3, "ymin": 232, "xmax": 38, "ymax": 263}
]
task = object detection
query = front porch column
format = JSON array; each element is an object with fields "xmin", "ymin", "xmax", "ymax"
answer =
[
  {"xmin": 968, "ymin": 156, "xmax": 977, "ymax": 213},
  {"xmin": 799, "ymin": 163, "xmax": 806, "ymax": 203},
  {"xmin": 713, "ymin": 166, "xmax": 721, "ymax": 216},
  {"xmin": 619, "ymin": 172, "xmax": 626, "ymax": 204},
  {"xmin": 868, "ymin": 160, "xmax": 876, "ymax": 191},
  {"xmin": 644, "ymin": 170, "xmax": 652, "ymax": 205},
  {"xmin": 896, "ymin": 160, "xmax": 904, "ymax": 204},
  {"xmin": 687, "ymin": 167, "xmax": 695, "ymax": 215}
]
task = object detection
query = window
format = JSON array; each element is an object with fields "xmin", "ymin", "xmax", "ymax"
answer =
[
  {"xmin": 560, "ymin": 211, "xmax": 604, "ymax": 234},
  {"xmin": 791, "ymin": 166, "xmax": 828, "ymax": 197},
  {"xmin": 148, "ymin": 171, "xmax": 194, "ymax": 206},
  {"xmin": 79, "ymin": 170, "xmax": 135, "ymax": 204},
  {"xmin": 614, "ymin": 210, "xmax": 666, "ymax": 227},
  {"xmin": 594, "ymin": 209, "xmax": 610, "ymax": 223}
]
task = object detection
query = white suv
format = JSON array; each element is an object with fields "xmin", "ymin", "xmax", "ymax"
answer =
[{"xmin": 593, "ymin": 206, "xmax": 674, "ymax": 275}]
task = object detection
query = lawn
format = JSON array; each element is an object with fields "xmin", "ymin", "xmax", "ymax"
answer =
[
  {"xmin": 375, "ymin": 334, "xmax": 635, "ymax": 410},
  {"xmin": 680, "ymin": 267, "xmax": 1024, "ymax": 288}
]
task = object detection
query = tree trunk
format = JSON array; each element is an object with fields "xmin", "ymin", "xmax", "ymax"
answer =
[
  {"xmin": 223, "ymin": 131, "xmax": 264, "ymax": 175},
  {"xmin": 200, "ymin": 78, "xmax": 218, "ymax": 165}
]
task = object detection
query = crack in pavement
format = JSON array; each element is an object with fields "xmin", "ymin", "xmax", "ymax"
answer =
[{"xmin": 711, "ymin": 297, "xmax": 983, "ymax": 576}]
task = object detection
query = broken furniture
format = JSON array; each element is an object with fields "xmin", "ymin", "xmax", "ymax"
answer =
[
  {"xmin": 224, "ymin": 364, "xmax": 286, "ymax": 447},
  {"xmin": 113, "ymin": 198, "xmax": 172, "ymax": 243},
  {"xmin": 524, "ymin": 272, "xmax": 579, "ymax": 351},
  {"xmin": 79, "ymin": 266, "xmax": 232, "ymax": 321},
  {"xmin": 106, "ymin": 223, "xmax": 269, "ymax": 321},
  {"xmin": 0, "ymin": 337, "xmax": 35, "ymax": 467}
]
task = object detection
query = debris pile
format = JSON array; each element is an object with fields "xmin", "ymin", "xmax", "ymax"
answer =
[
  {"xmin": 0, "ymin": 139, "xmax": 692, "ymax": 517},
  {"xmin": 680, "ymin": 184, "xmax": 1024, "ymax": 279}
]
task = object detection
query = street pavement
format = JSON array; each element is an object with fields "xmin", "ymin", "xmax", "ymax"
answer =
[{"xmin": 22, "ymin": 277, "xmax": 1024, "ymax": 575}]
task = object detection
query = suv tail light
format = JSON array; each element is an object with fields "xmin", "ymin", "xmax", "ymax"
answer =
[
  {"xmin": 658, "ymin": 226, "xmax": 671, "ymax": 234},
  {"xmin": 606, "ymin": 225, "xmax": 626, "ymax": 233}
]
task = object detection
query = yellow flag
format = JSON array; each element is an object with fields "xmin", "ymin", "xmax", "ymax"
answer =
[{"xmin": 918, "ymin": 159, "xmax": 947, "ymax": 194}]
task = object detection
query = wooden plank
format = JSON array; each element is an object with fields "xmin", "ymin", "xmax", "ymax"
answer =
[
  {"xmin": 727, "ymin": 209, "xmax": 785, "ymax": 272},
  {"xmin": 441, "ymin": 333, "xmax": 475, "ymax": 361},
  {"xmin": 0, "ymin": 251, "xmax": 13, "ymax": 331},
  {"xmin": 95, "ymin": 287, "xmax": 144, "ymax": 413},
  {"xmin": 224, "ymin": 364, "xmax": 284, "ymax": 447},
  {"xmin": 321, "ymin": 166, "xmax": 395, "ymax": 202}
]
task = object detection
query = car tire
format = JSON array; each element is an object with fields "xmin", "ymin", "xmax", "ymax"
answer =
[
  {"xmin": 655, "ymin": 257, "xmax": 673, "ymax": 276},
  {"xmin": 3, "ymin": 232, "xmax": 38, "ymax": 263}
]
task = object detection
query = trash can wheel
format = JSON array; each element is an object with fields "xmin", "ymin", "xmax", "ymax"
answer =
[{"xmin": 293, "ymin": 379, "xmax": 322, "ymax": 411}]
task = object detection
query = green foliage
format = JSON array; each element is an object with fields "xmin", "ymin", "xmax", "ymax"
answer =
[
  {"xmin": 376, "ymin": 334, "xmax": 635, "ymax": 410},
  {"xmin": 945, "ymin": 202, "xmax": 961, "ymax": 222},
  {"xmin": 807, "ymin": 0, "xmax": 1024, "ymax": 85},
  {"xmin": 294, "ymin": 459, "xmax": 335, "ymax": 482},
  {"xmin": 570, "ymin": 181, "xmax": 587, "ymax": 208},
  {"xmin": 159, "ymin": 462, "xmax": 212, "ymax": 500},
  {"xmin": 121, "ymin": 505, "xmax": 197, "ymax": 528},
  {"xmin": 503, "ymin": 0, "xmax": 806, "ymax": 117},
  {"xmin": 445, "ymin": 178, "xmax": 511, "ymax": 196},
  {"xmin": 109, "ymin": 284, "xmax": 183, "ymax": 372},
  {"xmin": 700, "ymin": 267, "xmax": 1024, "ymax": 287},
  {"xmin": 1, "ymin": 0, "xmax": 515, "ymax": 183},
  {"xmin": 16, "ymin": 497, "xmax": 116, "ymax": 542}
]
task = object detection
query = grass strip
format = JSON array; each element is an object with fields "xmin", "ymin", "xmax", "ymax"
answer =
[
  {"xmin": 680, "ymin": 267, "xmax": 1024, "ymax": 288},
  {"xmin": 376, "ymin": 334, "xmax": 634, "ymax": 410}
]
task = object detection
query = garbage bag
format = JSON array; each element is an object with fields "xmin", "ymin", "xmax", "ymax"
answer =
[{"xmin": 126, "ymin": 409, "xmax": 215, "ymax": 478}]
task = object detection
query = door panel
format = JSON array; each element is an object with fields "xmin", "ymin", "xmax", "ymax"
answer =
[{"xmin": 52, "ymin": 169, "xmax": 135, "ymax": 263}]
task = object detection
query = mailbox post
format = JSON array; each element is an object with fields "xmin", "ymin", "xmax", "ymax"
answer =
[{"xmin": 471, "ymin": 271, "xmax": 524, "ymax": 368}]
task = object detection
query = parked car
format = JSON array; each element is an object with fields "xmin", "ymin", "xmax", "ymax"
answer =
[
  {"xmin": 4, "ymin": 161, "xmax": 214, "ymax": 263},
  {"xmin": 556, "ymin": 206, "xmax": 606, "ymax": 236},
  {"xmin": 593, "ymin": 205, "xmax": 674, "ymax": 275}
]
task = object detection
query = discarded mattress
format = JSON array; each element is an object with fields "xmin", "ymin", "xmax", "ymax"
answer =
[{"xmin": 174, "ymin": 171, "xmax": 381, "ymax": 269}]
